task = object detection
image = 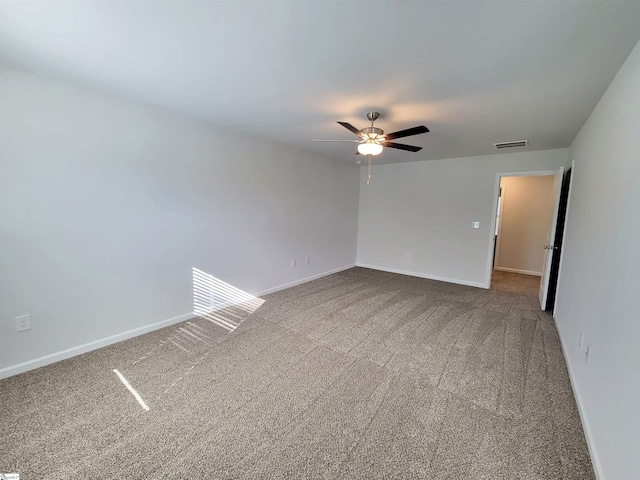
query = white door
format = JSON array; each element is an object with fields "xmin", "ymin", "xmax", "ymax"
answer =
[{"xmin": 539, "ymin": 166, "xmax": 565, "ymax": 309}]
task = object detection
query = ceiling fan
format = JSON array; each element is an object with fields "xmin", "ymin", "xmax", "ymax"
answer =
[{"xmin": 313, "ymin": 112, "xmax": 429, "ymax": 156}]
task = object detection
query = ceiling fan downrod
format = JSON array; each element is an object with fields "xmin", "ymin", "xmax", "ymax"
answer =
[
  {"xmin": 361, "ymin": 112, "xmax": 384, "ymax": 141},
  {"xmin": 364, "ymin": 113, "xmax": 379, "ymax": 186}
]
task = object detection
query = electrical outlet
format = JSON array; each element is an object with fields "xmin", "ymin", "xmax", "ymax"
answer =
[
  {"xmin": 472, "ymin": 221, "xmax": 480, "ymax": 229},
  {"xmin": 16, "ymin": 314, "xmax": 31, "ymax": 332},
  {"xmin": 290, "ymin": 259, "xmax": 296, "ymax": 268},
  {"xmin": 584, "ymin": 345, "xmax": 590, "ymax": 363},
  {"xmin": 404, "ymin": 252, "xmax": 411, "ymax": 259},
  {"xmin": 305, "ymin": 256, "xmax": 311, "ymax": 265}
]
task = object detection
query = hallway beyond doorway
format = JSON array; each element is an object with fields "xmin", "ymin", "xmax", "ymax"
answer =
[{"xmin": 491, "ymin": 269, "xmax": 540, "ymax": 295}]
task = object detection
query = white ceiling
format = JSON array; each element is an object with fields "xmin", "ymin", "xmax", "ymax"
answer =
[{"xmin": 0, "ymin": 0, "xmax": 639, "ymax": 165}]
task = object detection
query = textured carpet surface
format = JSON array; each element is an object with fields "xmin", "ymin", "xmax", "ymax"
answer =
[
  {"xmin": 0, "ymin": 268, "xmax": 593, "ymax": 479},
  {"xmin": 491, "ymin": 269, "xmax": 541, "ymax": 295}
]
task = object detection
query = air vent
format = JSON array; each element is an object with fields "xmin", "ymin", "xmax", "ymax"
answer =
[{"xmin": 493, "ymin": 140, "xmax": 528, "ymax": 149}]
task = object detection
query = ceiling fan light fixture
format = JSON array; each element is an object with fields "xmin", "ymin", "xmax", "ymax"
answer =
[
  {"xmin": 321, "ymin": 113, "xmax": 428, "ymax": 160},
  {"xmin": 358, "ymin": 140, "xmax": 383, "ymax": 156}
]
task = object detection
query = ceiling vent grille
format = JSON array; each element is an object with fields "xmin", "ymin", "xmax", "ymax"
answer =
[{"xmin": 494, "ymin": 140, "xmax": 528, "ymax": 149}]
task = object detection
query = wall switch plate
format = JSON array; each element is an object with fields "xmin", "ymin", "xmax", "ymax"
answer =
[
  {"xmin": 472, "ymin": 221, "xmax": 480, "ymax": 229},
  {"xmin": 579, "ymin": 332, "xmax": 584, "ymax": 350},
  {"xmin": 305, "ymin": 256, "xmax": 311, "ymax": 265},
  {"xmin": 290, "ymin": 259, "xmax": 296, "ymax": 268},
  {"xmin": 404, "ymin": 252, "xmax": 411, "ymax": 259},
  {"xmin": 16, "ymin": 314, "xmax": 31, "ymax": 332}
]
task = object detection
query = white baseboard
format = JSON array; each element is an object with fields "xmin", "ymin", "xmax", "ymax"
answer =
[
  {"xmin": 494, "ymin": 266, "xmax": 542, "ymax": 276},
  {"xmin": 256, "ymin": 263, "xmax": 357, "ymax": 296},
  {"xmin": 356, "ymin": 263, "xmax": 487, "ymax": 289},
  {"xmin": 556, "ymin": 323, "xmax": 604, "ymax": 479},
  {"xmin": 0, "ymin": 312, "xmax": 194, "ymax": 380},
  {"xmin": 0, "ymin": 263, "xmax": 358, "ymax": 380}
]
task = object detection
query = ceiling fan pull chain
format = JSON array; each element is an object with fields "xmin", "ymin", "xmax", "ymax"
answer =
[{"xmin": 367, "ymin": 155, "xmax": 372, "ymax": 185}]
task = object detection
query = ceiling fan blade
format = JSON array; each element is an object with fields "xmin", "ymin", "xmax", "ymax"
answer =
[
  {"xmin": 384, "ymin": 125, "xmax": 429, "ymax": 140},
  {"xmin": 382, "ymin": 142, "xmax": 423, "ymax": 152},
  {"xmin": 337, "ymin": 121, "xmax": 363, "ymax": 137},
  {"xmin": 312, "ymin": 139, "xmax": 360, "ymax": 142}
]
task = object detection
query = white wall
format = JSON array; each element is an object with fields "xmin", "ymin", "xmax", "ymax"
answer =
[
  {"xmin": 0, "ymin": 72, "xmax": 359, "ymax": 375},
  {"xmin": 356, "ymin": 149, "xmax": 567, "ymax": 287},
  {"xmin": 554, "ymin": 39, "xmax": 640, "ymax": 479},
  {"xmin": 495, "ymin": 175, "xmax": 554, "ymax": 275}
]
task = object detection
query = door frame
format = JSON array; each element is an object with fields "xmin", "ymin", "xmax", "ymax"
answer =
[
  {"xmin": 483, "ymin": 169, "xmax": 558, "ymax": 289},
  {"xmin": 551, "ymin": 160, "xmax": 576, "ymax": 317},
  {"xmin": 539, "ymin": 167, "xmax": 565, "ymax": 309}
]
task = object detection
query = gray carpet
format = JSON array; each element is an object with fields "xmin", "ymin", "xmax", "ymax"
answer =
[
  {"xmin": 0, "ymin": 267, "xmax": 594, "ymax": 479},
  {"xmin": 491, "ymin": 269, "xmax": 541, "ymax": 295}
]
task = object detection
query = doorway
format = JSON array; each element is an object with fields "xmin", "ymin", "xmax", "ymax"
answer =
[
  {"xmin": 493, "ymin": 174, "xmax": 556, "ymax": 277},
  {"xmin": 486, "ymin": 168, "xmax": 571, "ymax": 310}
]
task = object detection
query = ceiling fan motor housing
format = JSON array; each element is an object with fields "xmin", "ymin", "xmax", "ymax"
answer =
[{"xmin": 361, "ymin": 126, "xmax": 384, "ymax": 139}]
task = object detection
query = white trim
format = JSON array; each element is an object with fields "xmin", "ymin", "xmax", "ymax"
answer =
[
  {"xmin": 0, "ymin": 263, "xmax": 358, "ymax": 380},
  {"xmin": 494, "ymin": 266, "xmax": 542, "ymax": 276},
  {"xmin": 496, "ymin": 169, "xmax": 558, "ymax": 177},
  {"xmin": 484, "ymin": 175, "xmax": 502, "ymax": 288},
  {"xmin": 0, "ymin": 312, "xmax": 194, "ymax": 380},
  {"xmin": 556, "ymin": 320, "xmax": 604, "ymax": 479},
  {"xmin": 493, "ymin": 183, "xmax": 505, "ymax": 268},
  {"xmin": 356, "ymin": 263, "xmax": 487, "ymax": 289},
  {"xmin": 255, "ymin": 263, "xmax": 356, "ymax": 296}
]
